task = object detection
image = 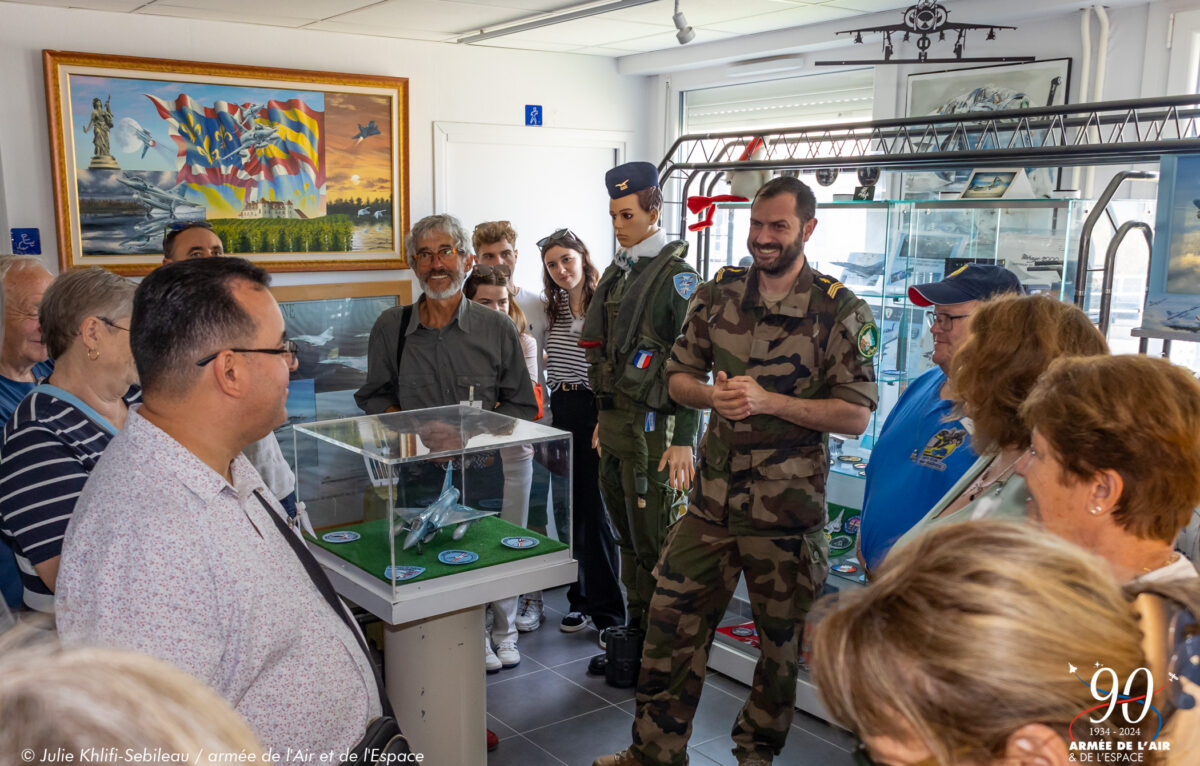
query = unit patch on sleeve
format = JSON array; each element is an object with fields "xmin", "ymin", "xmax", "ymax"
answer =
[
  {"xmin": 856, "ymin": 322, "xmax": 880, "ymax": 359},
  {"xmin": 673, "ymin": 272, "xmax": 699, "ymax": 300}
]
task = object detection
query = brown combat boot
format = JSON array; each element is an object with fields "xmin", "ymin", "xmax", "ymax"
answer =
[
  {"xmin": 591, "ymin": 749, "xmax": 642, "ymax": 766},
  {"xmin": 737, "ymin": 755, "xmax": 772, "ymax": 766}
]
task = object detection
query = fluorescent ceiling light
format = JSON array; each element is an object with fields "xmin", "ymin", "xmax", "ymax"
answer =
[{"xmin": 456, "ymin": 0, "xmax": 658, "ymax": 45}]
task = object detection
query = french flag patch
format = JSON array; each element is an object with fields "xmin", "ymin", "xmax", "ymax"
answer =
[{"xmin": 633, "ymin": 350, "xmax": 654, "ymax": 369}]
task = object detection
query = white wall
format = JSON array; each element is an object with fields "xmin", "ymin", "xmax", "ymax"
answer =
[{"xmin": 0, "ymin": 2, "xmax": 651, "ymax": 285}]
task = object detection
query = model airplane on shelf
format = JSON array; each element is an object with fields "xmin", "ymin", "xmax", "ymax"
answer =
[{"xmin": 393, "ymin": 463, "xmax": 498, "ymax": 553}]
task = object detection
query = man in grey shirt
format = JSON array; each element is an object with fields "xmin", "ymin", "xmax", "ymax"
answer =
[{"xmin": 355, "ymin": 213, "xmax": 536, "ymax": 420}]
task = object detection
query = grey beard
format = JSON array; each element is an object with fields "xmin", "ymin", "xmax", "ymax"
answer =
[{"xmin": 420, "ymin": 273, "xmax": 464, "ymax": 300}]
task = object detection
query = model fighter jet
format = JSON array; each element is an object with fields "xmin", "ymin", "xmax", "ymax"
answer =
[
  {"xmin": 393, "ymin": 463, "xmax": 498, "ymax": 552},
  {"xmin": 837, "ymin": 0, "xmax": 1016, "ymax": 62}
]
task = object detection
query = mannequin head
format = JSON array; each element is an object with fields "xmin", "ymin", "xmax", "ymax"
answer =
[{"xmin": 605, "ymin": 161, "xmax": 662, "ymax": 249}]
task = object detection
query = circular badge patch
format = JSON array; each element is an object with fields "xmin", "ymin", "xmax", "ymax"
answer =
[
  {"xmin": 844, "ymin": 515, "xmax": 861, "ymax": 534},
  {"xmin": 501, "ymin": 536, "xmax": 540, "ymax": 550},
  {"xmin": 815, "ymin": 168, "xmax": 839, "ymax": 187},
  {"xmin": 853, "ymin": 462, "xmax": 867, "ymax": 470},
  {"xmin": 322, "ymin": 530, "xmax": 361, "ymax": 544},
  {"xmin": 833, "ymin": 563, "xmax": 859, "ymax": 574},
  {"xmin": 384, "ymin": 565, "xmax": 425, "ymax": 581},
  {"xmin": 438, "ymin": 549, "xmax": 479, "ymax": 565},
  {"xmin": 730, "ymin": 626, "xmax": 756, "ymax": 637},
  {"xmin": 830, "ymin": 534, "xmax": 854, "ymax": 553},
  {"xmin": 857, "ymin": 322, "xmax": 880, "ymax": 359},
  {"xmin": 837, "ymin": 455, "xmax": 862, "ymax": 463},
  {"xmin": 479, "ymin": 499, "xmax": 505, "ymax": 510}
]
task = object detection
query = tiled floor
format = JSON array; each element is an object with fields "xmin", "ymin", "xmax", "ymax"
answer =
[{"xmin": 485, "ymin": 586, "xmax": 856, "ymax": 766}]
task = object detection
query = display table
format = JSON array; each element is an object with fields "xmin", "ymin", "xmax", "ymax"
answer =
[{"xmin": 315, "ymin": 543, "xmax": 576, "ymax": 764}]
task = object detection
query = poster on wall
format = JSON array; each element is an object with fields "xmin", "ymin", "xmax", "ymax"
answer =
[
  {"xmin": 1136, "ymin": 154, "xmax": 1200, "ymax": 340},
  {"xmin": 44, "ymin": 50, "xmax": 409, "ymax": 275},
  {"xmin": 903, "ymin": 58, "xmax": 1071, "ymax": 199}
]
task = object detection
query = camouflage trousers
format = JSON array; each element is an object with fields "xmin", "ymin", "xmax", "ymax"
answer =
[
  {"xmin": 630, "ymin": 513, "xmax": 829, "ymax": 766},
  {"xmin": 598, "ymin": 409, "xmax": 683, "ymax": 631}
]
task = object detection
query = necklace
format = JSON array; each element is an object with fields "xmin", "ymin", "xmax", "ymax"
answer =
[
  {"xmin": 1142, "ymin": 551, "xmax": 1181, "ymax": 574},
  {"xmin": 964, "ymin": 449, "xmax": 1027, "ymax": 502}
]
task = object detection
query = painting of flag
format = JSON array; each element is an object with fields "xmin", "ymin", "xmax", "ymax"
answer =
[{"xmin": 45, "ymin": 50, "xmax": 409, "ymax": 275}]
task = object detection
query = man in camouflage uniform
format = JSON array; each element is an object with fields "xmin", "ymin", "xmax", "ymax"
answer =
[
  {"xmin": 594, "ymin": 176, "xmax": 879, "ymax": 766},
  {"xmin": 579, "ymin": 162, "xmax": 700, "ymax": 658}
]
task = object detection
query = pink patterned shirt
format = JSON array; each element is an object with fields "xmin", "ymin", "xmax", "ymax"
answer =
[{"xmin": 57, "ymin": 406, "xmax": 380, "ymax": 755}]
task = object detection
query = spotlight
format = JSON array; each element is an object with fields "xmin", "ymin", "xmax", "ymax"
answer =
[{"xmin": 673, "ymin": 0, "xmax": 694, "ymax": 45}]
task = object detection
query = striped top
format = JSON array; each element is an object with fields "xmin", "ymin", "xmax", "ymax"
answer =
[
  {"xmin": 0, "ymin": 384, "xmax": 141, "ymax": 612},
  {"xmin": 544, "ymin": 291, "xmax": 590, "ymax": 389}
]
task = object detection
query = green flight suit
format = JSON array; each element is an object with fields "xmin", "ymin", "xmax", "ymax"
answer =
[{"xmin": 584, "ymin": 239, "xmax": 700, "ymax": 631}]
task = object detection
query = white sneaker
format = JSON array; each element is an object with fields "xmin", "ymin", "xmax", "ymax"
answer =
[
  {"xmin": 515, "ymin": 594, "xmax": 545, "ymax": 632},
  {"xmin": 485, "ymin": 637, "xmax": 502, "ymax": 674},
  {"xmin": 495, "ymin": 640, "xmax": 520, "ymax": 669}
]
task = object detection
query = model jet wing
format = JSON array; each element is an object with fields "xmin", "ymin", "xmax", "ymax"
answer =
[{"xmin": 392, "ymin": 505, "xmax": 497, "ymax": 526}]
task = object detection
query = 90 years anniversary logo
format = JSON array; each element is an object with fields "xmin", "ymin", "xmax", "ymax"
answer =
[{"xmin": 1067, "ymin": 662, "xmax": 1175, "ymax": 763}]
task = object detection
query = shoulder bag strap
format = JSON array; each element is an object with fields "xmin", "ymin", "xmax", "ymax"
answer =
[
  {"xmin": 394, "ymin": 305, "xmax": 413, "ymax": 387},
  {"xmin": 253, "ymin": 490, "xmax": 394, "ymax": 718}
]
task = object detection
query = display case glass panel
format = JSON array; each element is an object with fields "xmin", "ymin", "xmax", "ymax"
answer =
[{"xmin": 294, "ymin": 405, "xmax": 572, "ymax": 602}]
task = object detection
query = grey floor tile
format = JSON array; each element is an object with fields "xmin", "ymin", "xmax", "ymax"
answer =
[
  {"xmin": 692, "ymin": 724, "xmax": 857, "ymax": 766},
  {"xmin": 516, "ymin": 617, "xmax": 606, "ymax": 667},
  {"xmin": 488, "ymin": 668, "xmax": 610, "ymax": 732},
  {"xmin": 704, "ymin": 671, "xmax": 751, "ymax": 703},
  {"xmin": 684, "ymin": 682, "xmax": 744, "ymax": 746},
  {"xmin": 790, "ymin": 709, "xmax": 855, "ymax": 751},
  {"xmin": 487, "ymin": 734, "xmax": 566, "ymax": 766},
  {"xmin": 488, "ymin": 713, "xmax": 517, "ymax": 739},
  {"xmin": 551, "ymin": 656, "xmax": 637, "ymax": 705},
  {"xmin": 524, "ymin": 705, "xmax": 634, "ymax": 766},
  {"xmin": 487, "ymin": 654, "xmax": 548, "ymax": 686},
  {"xmin": 686, "ymin": 751, "xmax": 725, "ymax": 766}
]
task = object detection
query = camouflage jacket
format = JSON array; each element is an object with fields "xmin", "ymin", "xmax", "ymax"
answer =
[{"xmin": 666, "ymin": 261, "xmax": 879, "ymax": 535}]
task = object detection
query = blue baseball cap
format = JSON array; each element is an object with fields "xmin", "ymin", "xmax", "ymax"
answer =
[{"xmin": 908, "ymin": 264, "xmax": 1023, "ymax": 307}]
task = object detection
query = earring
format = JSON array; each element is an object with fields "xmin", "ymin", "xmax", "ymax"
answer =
[
  {"xmin": 1089, "ymin": 505, "xmax": 1102, "ymax": 516},
  {"xmin": 87, "ymin": 347, "xmax": 100, "ymax": 361}
]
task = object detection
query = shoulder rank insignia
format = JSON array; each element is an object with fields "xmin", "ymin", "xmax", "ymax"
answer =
[
  {"xmin": 815, "ymin": 275, "xmax": 845, "ymax": 299},
  {"xmin": 673, "ymin": 273, "xmax": 699, "ymax": 300},
  {"xmin": 715, "ymin": 266, "xmax": 747, "ymax": 284},
  {"xmin": 857, "ymin": 322, "xmax": 880, "ymax": 359}
]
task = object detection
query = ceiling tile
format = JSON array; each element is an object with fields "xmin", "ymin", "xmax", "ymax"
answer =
[
  {"xmin": 574, "ymin": 44, "xmax": 645, "ymax": 56},
  {"xmin": 703, "ymin": 4, "xmax": 858, "ymax": 34},
  {"xmin": 472, "ymin": 37, "xmax": 578, "ymax": 51},
  {"xmin": 602, "ymin": 26, "xmax": 735, "ymax": 52},
  {"xmin": 474, "ymin": 15, "xmax": 666, "ymax": 46},
  {"xmin": 604, "ymin": 0, "xmax": 789, "ymax": 27},
  {"xmin": 823, "ymin": 0, "xmax": 915, "ymax": 12},
  {"xmin": 138, "ymin": 4, "xmax": 313, "ymax": 27},
  {"xmin": 443, "ymin": 0, "xmax": 586, "ymax": 10},
  {"xmin": 301, "ymin": 20, "xmax": 452, "ymax": 40},
  {"xmin": 323, "ymin": 0, "xmax": 531, "ymax": 34},
  {"xmin": 150, "ymin": 0, "xmax": 374, "ymax": 20},
  {"xmin": 12, "ymin": 0, "xmax": 148, "ymax": 10}
]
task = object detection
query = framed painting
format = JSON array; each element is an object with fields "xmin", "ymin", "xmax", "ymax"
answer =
[
  {"xmin": 44, "ymin": 50, "xmax": 409, "ymax": 275},
  {"xmin": 903, "ymin": 58, "xmax": 1071, "ymax": 199}
]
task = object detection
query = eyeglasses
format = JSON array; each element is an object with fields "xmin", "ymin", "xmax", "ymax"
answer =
[
  {"xmin": 98, "ymin": 317, "xmax": 129, "ymax": 332},
  {"xmin": 537, "ymin": 228, "xmax": 583, "ymax": 251},
  {"xmin": 925, "ymin": 311, "xmax": 972, "ymax": 329},
  {"xmin": 412, "ymin": 246, "xmax": 460, "ymax": 266},
  {"xmin": 195, "ymin": 340, "xmax": 299, "ymax": 371}
]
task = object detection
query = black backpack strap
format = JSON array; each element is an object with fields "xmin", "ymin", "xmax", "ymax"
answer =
[{"xmin": 254, "ymin": 490, "xmax": 394, "ymax": 718}]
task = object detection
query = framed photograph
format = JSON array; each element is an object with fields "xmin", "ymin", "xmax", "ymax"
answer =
[
  {"xmin": 960, "ymin": 169, "xmax": 1018, "ymax": 199},
  {"xmin": 1136, "ymin": 154, "xmax": 1200, "ymax": 340},
  {"xmin": 44, "ymin": 50, "xmax": 409, "ymax": 275},
  {"xmin": 903, "ymin": 58, "xmax": 1071, "ymax": 199}
]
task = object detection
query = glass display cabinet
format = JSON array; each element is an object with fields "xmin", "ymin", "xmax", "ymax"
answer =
[
  {"xmin": 293, "ymin": 405, "xmax": 573, "ymax": 607},
  {"xmin": 294, "ymin": 405, "xmax": 577, "ymax": 764}
]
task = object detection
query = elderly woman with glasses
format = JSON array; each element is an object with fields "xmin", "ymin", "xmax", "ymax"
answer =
[
  {"xmin": 889, "ymin": 293, "xmax": 1108, "ymax": 560},
  {"xmin": 0, "ymin": 268, "xmax": 139, "ymax": 612}
]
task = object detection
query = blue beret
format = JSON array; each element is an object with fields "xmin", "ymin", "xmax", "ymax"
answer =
[{"xmin": 606, "ymin": 162, "xmax": 659, "ymax": 199}]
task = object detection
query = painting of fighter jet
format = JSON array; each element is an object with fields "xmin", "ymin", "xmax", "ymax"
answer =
[
  {"xmin": 117, "ymin": 172, "xmax": 201, "ymax": 215},
  {"xmin": 133, "ymin": 127, "xmax": 156, "ymax": 159},
  {"xmin": 293, "ymin": 327, "xmax": 334, "ymax": 347},
  {"xmin": 393, "ymin": 464, "xmax": 498, "ymax": 553},
  {"xmin": 353, "ymin": 120, "xmax": 380, "ymax": 141},
  {"xmin": 218, "ymin": 122, "xmax": 284, "ymax": 163}
]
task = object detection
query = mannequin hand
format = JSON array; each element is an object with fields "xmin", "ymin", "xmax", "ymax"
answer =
[
  {"xmin": 657, "ymin": 446, "xmax": 695, "ymax": 491},
  {"xmin": 592, "ymin": 424, "xmax": 601, "ymax": 457}
]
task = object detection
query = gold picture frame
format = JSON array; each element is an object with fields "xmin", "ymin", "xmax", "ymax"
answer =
[{"xmin": 44, "ymin": 50, "xmax": 410, "ymax": 275}]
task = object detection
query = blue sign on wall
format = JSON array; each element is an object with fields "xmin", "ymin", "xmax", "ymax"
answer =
[
  {"xmin": 525, "ymin": 105, "xmax": 543, "ymax": 127},
  {"xmin": 10, "ymin": 228, "xmax": 41, "ymax": 255}
]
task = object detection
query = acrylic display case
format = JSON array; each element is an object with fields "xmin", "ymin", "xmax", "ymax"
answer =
[{"xmin": 293, "ymin": 404, "xmax": 574, "ymax": 613}]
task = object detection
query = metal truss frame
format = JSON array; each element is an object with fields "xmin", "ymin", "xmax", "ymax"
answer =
[{"xmin": 659, "ymin": 94, "xmax": 1200, "ymax": 238}]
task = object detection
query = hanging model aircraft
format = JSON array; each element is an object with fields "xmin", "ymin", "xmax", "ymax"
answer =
[
  {"xmin": 835, "ymin": 0, "xmax": 1016, "ymax": 62},
  {"xmin": 353, "ymin": 120, "xmax": 381, "ymax": 140},
  {"xmin": 393, "ymin": 463, "xmax": 498, "ymax": 553}
]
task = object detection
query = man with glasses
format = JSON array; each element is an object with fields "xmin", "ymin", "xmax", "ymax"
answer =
[
  {"xmin": 355, "ymin": 213, "xmax": 536, "ymax": 419},
  {"xmin": 58, "ymin": 257, "xmax": 388, "ymax": 754},
  {"xmin": 161, "ymin": 220, "xmax": 223, "ymax": 263},
  {"xmin": 858, "ymin": 263, "xmax": 1022, "ymax": 572}
]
